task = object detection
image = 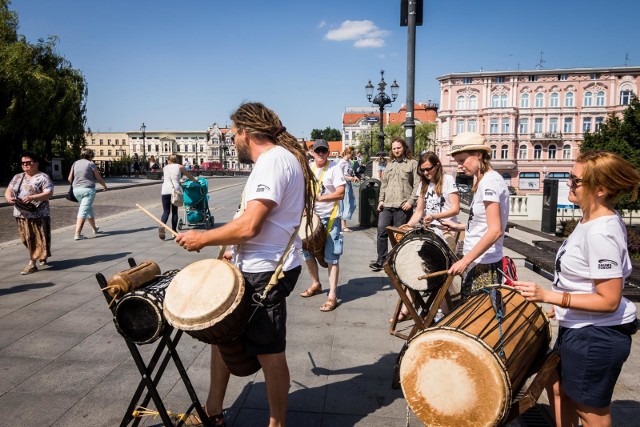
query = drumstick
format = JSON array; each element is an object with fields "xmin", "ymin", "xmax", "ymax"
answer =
[
  {"xmin": 417, "ymin": 269, "xmax": 450, "ymax": 280},
  {"xmin": 136, "ymin": 204, "xmax": 178, "ymax": 237}
]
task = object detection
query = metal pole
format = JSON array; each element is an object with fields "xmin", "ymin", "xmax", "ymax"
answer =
[
  {"xmin": 378, "ymin": 104, "xmax": 385, "ymax": 153},
  {"xmin": 404, "ymin": 0, "xmax": 417, "ymax": 153}
]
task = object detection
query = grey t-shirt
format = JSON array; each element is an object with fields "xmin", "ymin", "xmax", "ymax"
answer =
[{"xmin": 72, "ymin": 159, "xmax": 97, "ymax": 189}]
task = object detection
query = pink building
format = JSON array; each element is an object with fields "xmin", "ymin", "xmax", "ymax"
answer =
[{"xmin": 436, "ymin": 66, "xmax": 639, "ymax": 192}]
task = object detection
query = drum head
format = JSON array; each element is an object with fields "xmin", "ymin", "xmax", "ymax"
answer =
[
  {"xmin": 400, "ymin": 328, "xmax": 510, "ymax": 427},
  {"xmin": 298, "ymin": 214, "xmax": 321, "ymax": 240},
  {"xmin": 390, "ymin": 230, "xmax": 454, "ymax": 291},
  {"xmin": 164, "ymin": 259, "xmax": 243, "ymax": 331}
]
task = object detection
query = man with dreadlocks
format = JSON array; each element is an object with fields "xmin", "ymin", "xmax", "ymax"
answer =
[{"xmin": 177, "ymin": 102, "xmax": 315, "ymax": 427}]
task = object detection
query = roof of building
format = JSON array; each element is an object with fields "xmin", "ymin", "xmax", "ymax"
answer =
[
  {"xmin": 304, "ymin": 140, "xmax": 342, "ymax": 154},
  {"xmin": 437, "ymin": 65, "xmax": 640, "ymax": 80}
]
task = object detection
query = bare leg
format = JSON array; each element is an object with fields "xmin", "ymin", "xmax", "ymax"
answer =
[
  {"xmin": 87, "ymin": 217, "xmax": 97, "ymax": 232},
  {"xmin": 575, "ymin": 402, "xmax": 611, "ymax": 427},
  {"xmin": 75, "ymin": 217, "xmax": 86, "ymax": 236},
  {"xmin": 204, "ymin": 345, "xmax": 231, "ymax": 417},
  {"xmin": 546, "ymin": 375, "xmax": 579, "ymax": 427},
  {"xmin": 304, "ymin": 258, "xmax": 321, "ymax": 288},
  {"xmin": 327, "ymin": 263, "xmax": 339, "ymax": 300},
  {"xmin": 257, "ymin": 352, "xmax": 290, "ymax": 427}
]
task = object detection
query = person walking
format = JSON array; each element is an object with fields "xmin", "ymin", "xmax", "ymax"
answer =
[
  {"xmin": 369, "ymin": 138, "xmax": 419, "ymax": 272},
  {"xmin": 337, "ymin": 146, "xmax": 359, "ymax": 232},
  {"xmin": 4, "ymin": 151, "xmax": 54, "ymax": 274},
  {"xmin": 299, "ymin": 139, "xmax": 346, "ymax": 312},
  {"xmin": 514, "ymin": 151, "xmax": 639, "ymax": 427},
  {"xmin": 69, "ymin": 148, "xmax": 107, "ymax": 240},
  {"xmin": 440, "ymin": 132, "xmax": 509, "ymax": 299},
  {"xmin": 176, "ymin": 102, "xmax": 315, "ymax": 427},
  {"xmin": 158, "ymin": 154, "xmax": 197, "ymax": 240}
]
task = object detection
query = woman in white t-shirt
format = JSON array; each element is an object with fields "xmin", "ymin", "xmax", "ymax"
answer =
[
  {"xmin": 159, "ymin": 154, "xmax": 197, "ymax": 239},
  {"xmin": 514, "ymin": 151, "xmax": 639, "ymax": 427},
  {"xmin": 441, "ymin": 132, "xmax": 509, "ymax": 299}
]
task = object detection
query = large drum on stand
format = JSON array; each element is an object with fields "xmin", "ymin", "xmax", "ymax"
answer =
[
  {"xmin": 163, "ymin": 259, "xmax": 261, "ymax": 377},
  {"xmin": 399, "ymin": 286, "xmax": 551, "ymax": 427}
]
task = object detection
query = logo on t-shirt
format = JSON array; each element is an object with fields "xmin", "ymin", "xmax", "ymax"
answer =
[
  {"xmin": 597, "ymin": 259, "xmax": 618, "ymax": 270},
  {"xmin": 484, "ymin": 189, "xmax": 496, "ymax": 196},
  {"xmin": 256, "ymin": 184, "xmax": 271, "ymax": 193}
]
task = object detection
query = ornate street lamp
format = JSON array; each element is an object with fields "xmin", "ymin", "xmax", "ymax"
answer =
[
  {"xmin": 366, "ymin": 70, "xmax": 399, "ymax": 154},
  {"xmin": 140, "ymin": 122, "xmax": 147, "ymax": 171}
]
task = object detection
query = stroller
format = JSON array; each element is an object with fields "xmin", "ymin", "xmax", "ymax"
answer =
[{"xmin": 177, "ymin": 176, "xmax": 215, "ymax": 230}]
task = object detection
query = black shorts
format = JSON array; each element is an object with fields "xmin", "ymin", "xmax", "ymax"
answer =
[{"xmin": 242, "ymin": 266, "xmax": 301, "ymax": 356}]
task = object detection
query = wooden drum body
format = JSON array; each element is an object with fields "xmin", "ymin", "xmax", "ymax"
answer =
[
  {"xmin": 388, "ymin": 228, "xmax": 457, "ymax": 291},
  {"xmin": 298, "ymin": 214, "xmax": 327, "ymax": 267},
  {"xmin": 163, "ymin": 259, "xmax": 260, "ymax": 376},
  {"xmin": 400, "ymin": 286, "xmax": 551, "ymax": 427}
]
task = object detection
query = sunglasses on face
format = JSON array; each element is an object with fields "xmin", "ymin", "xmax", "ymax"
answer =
[
  {"xmin": 568, "ymin": 175, "xmax": 583, "ymax": 187},
  {"xmin": 314, "ymin": 148, "xmax": 329, "ymax": 154},
  {"xmin": 420, "ymin": 164, "xmax": 437, "ymax": 173},
  {"xmin": 21, "ymin": 161, "xmax": 34, "ymax": 166}
]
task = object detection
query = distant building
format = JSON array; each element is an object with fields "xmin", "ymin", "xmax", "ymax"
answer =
[
  {"xmin": 436, "ymin": 66, "xmax": 640, "ymax": 192},
  {"xmin": 85, "ymin": 132, "xmax": 130, "ymax": 162}
]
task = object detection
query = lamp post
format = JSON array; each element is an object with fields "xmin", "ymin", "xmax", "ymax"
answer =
[
  {"xmin": 366, "ymin": 70, "xmax": 399, "ymax": 154},
  {"xmin": 140, "ymin": 122, "xmax": 147, "ymax": 172}
]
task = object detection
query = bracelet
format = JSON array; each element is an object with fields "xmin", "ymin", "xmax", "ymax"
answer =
[{"xmin": 560, "ymin": 292, "xmax": 572, "ymax": 309}]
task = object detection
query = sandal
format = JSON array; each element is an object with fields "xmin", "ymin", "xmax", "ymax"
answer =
[
  {"xmin": 389, "ymin": 311, "xmax": 411, "ymax": 324},
  {"xmin": 342, "ymin": 227, "xmax": 353, "ymax": 232},
  {"xmin": 320, "ymin": 297, "xmax": 338, "ymax": 312},
  {"xmin": 300, "ymin": 283, "xmax": 322, "ymax": 298},
  {"xmin": 183, "ymin": 411, "xmax": 225, "ymax": 426}
]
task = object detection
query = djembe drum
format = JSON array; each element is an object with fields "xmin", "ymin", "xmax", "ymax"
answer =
[{"xmin": 297, "ymin": 213, "xmax": 327, "ymax": 267}]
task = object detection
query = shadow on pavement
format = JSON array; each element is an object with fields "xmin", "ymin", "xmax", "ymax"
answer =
[
  {"xmin": 0, "ymin": 281, "xmax": 56, "ymax": 296},
  {"xmin": 47, "ymin": 252, "xmax": 132, "ymax": 269}
]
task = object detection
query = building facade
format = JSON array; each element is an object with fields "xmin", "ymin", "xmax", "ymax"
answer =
[
  {"xmin": 85, "ymin": 132, "xmax": 130, "ymax": 162},
  {"xmin": 436, "ymin": 66, "xmax": 640, "ymax": 192}
]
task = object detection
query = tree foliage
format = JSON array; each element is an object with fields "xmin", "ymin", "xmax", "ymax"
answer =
[
  {"xmin": 310, "ymin": 127, "xmax": 341, "ymax": 142},
  {"xmin": 581, "ymin": 96, "xmax": 640, "ymax": 211},
  {"xmin": 0, "ymin": 0, "xmax": 87, "ymax": 181},
  {"xmin": 354, "ymin": 121, "xmax": 437, "ymax": 161}
]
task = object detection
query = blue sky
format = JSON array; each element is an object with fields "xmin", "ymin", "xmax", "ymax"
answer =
[{"xmin": 9, "ymin": 0, "xmax": 640, "ymax": 138}]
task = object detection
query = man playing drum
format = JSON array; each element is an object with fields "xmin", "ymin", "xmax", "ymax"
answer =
[
  {"xmin": 299, "ymin": 139, "xmax": 346, "ymax": 312},
  {"xmin": 176, "ymin": 102, "xmax": 315, "ymax": 427}
]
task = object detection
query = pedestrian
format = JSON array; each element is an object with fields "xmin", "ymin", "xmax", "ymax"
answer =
[
  {"xmin": 369, "ymin": 138, "xmax": 419, "ymax": 272},
  {"xmin": 440, "ymin": 132, "xmax": 509, "ymax": 299},
  {"xmin": 149, "ymin": 155, "xmax": 159, "ymax": 171},
  {"xmin": 299, "ymin": 139, "xmax": 346, "ymax": 312},
  {"xmin": 69, "ymin": 148, "xmax": 108, "ymax": 240},
  {"xmin": 4, "ymin": 151, "xmax": 54, "ymax": 274},
  {"xmin": 159, "ymin": 154, "xmax": 197, "ymax": 240},
  {"xmin": 176, "ymin": 102, "xmax": 315, "ymax": 427},
  {"xmin": 377, "ymin": 154, "xmax": 387, "ymax": 180},
  {"xmin": 337, "ymin": 146, "xmax": 359, "ymax": 232},
  {"xmin": 132, "ymin": 159, "xmax": 140, "ymax": 177},
  {"xmin": 513, "ymin": 150, "xmax": 640, "ymax": 427}
]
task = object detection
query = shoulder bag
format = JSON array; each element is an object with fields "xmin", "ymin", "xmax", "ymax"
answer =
[
  {"xmin": 66, "ymin": 162, "xmax": 78, "ymax": 202},
  {"xmin": 170, "ymin": 173, "xmax": 183, "ymax": 207}
]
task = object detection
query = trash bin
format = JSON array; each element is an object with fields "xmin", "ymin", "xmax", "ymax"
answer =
[
  {"xmin": 541, "ymin": 179, "xmax": 558, "ymax": 233},
  {"xmin": 359, "ymin": 178, "xmax": 381, "ymax": 228}
]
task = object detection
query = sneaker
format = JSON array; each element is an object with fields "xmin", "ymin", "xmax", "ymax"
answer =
[
  {"xmin": 21, "ymin": 264, "xmax": 38, "ymax": 275},
  {"xmin": 369, "ymin": 261, "xmax": 383, "ymax": 272},
  {"xmin": 74, "ymin": 234, "xmax": 87, "ymax": 240},
  {"xmin": 92, "ymin": 227, "xmax": 102, "ymax": 235},
  {"xmin": 39, "ymin": 259, "xmax": 47, "ymax": 266},
  {"xmin": 158, "ymin": 226, "xmax": 166, "ymax": 240}
]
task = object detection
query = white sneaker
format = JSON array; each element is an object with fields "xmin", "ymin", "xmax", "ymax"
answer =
[
  {"xmin": 74, "ymin": 235, "xmax": 87, "ymax": 240},
  {"xmin": 93, "ymin": 227, "xmax": 102, "ymax": 235}
]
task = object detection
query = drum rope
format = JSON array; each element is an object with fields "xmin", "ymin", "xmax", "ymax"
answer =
[
  {"xmin": 405, "ymin": 403, "xmax": 411, "ymax": 426},
  {"xmin": 483, "ymin": 288, "xmax": 506, "ymax": 359}
]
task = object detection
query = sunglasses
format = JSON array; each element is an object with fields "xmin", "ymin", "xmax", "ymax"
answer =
[
  {"xmin": 420, "ymin": 164, "xmax": 437, "ymax": 173},
  {"xmin": 21, "ymin": 161, "xmax": 34, "ymax": 166},
  {"xmin": 314, "ymin": 147, "xmax": 329, "ymax": 154},
  {"xmin": 568, "ymin": 175, "xmax": 583, "ymax": 187}
]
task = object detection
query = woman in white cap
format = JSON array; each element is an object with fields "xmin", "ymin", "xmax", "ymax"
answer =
[{"xmin": 440, "ymin": 132, "xmax": 510, "ymax": 299}]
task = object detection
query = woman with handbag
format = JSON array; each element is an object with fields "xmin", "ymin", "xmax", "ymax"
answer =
[
  {"xmin": 68, "ymin": 148, "xmax": 108, "ymax": 240},
  {"xmin": 4, "ymin": 151, "xmax": 54, "ymax": 274},
  {"xmin": 159, "ymin": 154, "xmax": 197, "ymax": 240}
]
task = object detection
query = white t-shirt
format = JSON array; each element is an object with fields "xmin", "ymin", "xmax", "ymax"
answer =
[
  {"xmin": 463, "ymin": 170, "xmax": 509, "ymax": 264},
  {"xmin": 235, "ymin": 146, "xmax": 305, "ymax": 273},
  {"xmin": 416, "ymin": 173, "xmax": 459, "ymax": 224},
  {"xmin": 312, "ymin": 160, "xmax": 346, "ymax": 218},
  {"xmin": 552, "ymin": 214, "xmax": 637, "ymax": 328},
  {"xmin": 161, "ymin": 163, "xmax": 182, "ymax": 195}
]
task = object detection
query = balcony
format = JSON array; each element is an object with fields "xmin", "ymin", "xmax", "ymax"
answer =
[{"xmin": 531, "ymin": 132, "xmax": 562, "ymax": 141}]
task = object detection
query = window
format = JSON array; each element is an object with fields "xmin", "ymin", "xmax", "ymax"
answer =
[
  {"xmin": 590, "ymin": 73, "xmax": 599, "ymax": 80},
  {"xmin": 99, "ymin": 139, "xmax": 104, "ymax": 145},
  {"xmin": 154, "ymin": 144, "xmax": 159, "ymax": 152},
  {"xmin": 490, "ymin": 145, "xmax": 497, "ymax": 158},
  {"xmin": 518, "ymin": 144, "xmax": 528, "ymax": 159},
  {"xmin": 501, "ymin": 145, "xmax": 508, "ymax": 159},
  {"xmin": 563, "ymin": 144, "xmax": 572, "ymax": 159},
  {"xmin": 565, "ymin": 92, "xmax": 574, "ymax": 107},
  {"xmin": 457, "ymin": 95, "xmax": 465, "ymax": 109},
  {"xmin": 529, "ymin": 75, "xmax": 537, "ymax": 82},
  {"xmin": 583, "ymin": 91, "xmax": 592, "ymax": 106},
  {"xmin": 519, "ymin": 118, "xmax": 529, "ymax": 134},
  {"xmin": 99, "ymin": 150, "xmax": 104, "ymax": 156},
  {"xmin": 559, "ymin": 74, "xmax": 568, "ymax": 81},
  {"xmin": 177, "ymin": 144, "xmax": 181, "ymax": 152},
  {"xmin": 467, "ymin": 119, "xmax": 477, "ymax": 132},
  {"xmin": 490, "ymin": 118, "xmax": 499, "ymax": 134},
  {"xmin": 564, "ymin": 118, "xmax": 573, "ymax": 133},
  {"xmin": 107, "ymin": 139, "xmax": 111, "ymax": 145},
  {"xmin": 535, "ymin": 93, "xmax": 544, "ymax": 108},
  {"xmin": 596, "ymin": 91, "xmax": 605, "ymax": 106},
  {"xmin": 620, "ymin": 90, "xmax": 633, "ymax": 105},
  {"xmin": 534, "ymin": 118, "xmax": 543, "ymax": 133},
  {"xmin": 108, "ymin": 150, "xmax": 112, "ymax": 156},
  {"xmin": 519, "ymin": 172, "xmax": 541, "ymax": 190},
  {"xmin": 115, "ymin": 139, "xmax": 119, "ymax": 144},
  {"xmin": 91, "ymin": 139, "xmax": 95, "ymax": 144},
  {"xmin": 491, "ymin": 95, "xmax": 500, "ymax": 108},
  {"xmin": 192, "ymin": 144, "xmax": 196, "ymax": 152},
  {"xmin": 500, "ymin": 94, "xmax": 507, "ymax": 107},
  {"xmin": 533, "ymin": 144, "xmax": 542, "ymax": 159},
  {"xmin": 456, "ymin": 120, "xmax": 465, "ymax": 134},
  {"xmin": 595, "ymin": 117, "xmax": 604, "ymax": 130},
  {"xmin": 200, "ymin": 145, "xmax": 204, "ymax": 152},
  {"xmin": 548, "ymin": 144, "xmax": 557, "ymax": 159},
  {"xmin": 550, "ymin": 93, "xmax": 559, "ymax": 107},
  {"xmin": 549, "ymin": 117, "xmax": 558, "ymax": 133},
  {"xmin": 463, "ymin": 77, "xmax": 472, "ymax": 84},
  {"xmin": 495, "ymin": 76, "xmax": 505, "ymax": 83},
  {"xmin": 520, "ymin": 93, "xmax": 529, "ymax": 108},
  {"xmin": 469, "ymin": 95, "xmax": 477, "ymax": 109},
  {"xmin": 582, "ymin": 117, "xmax": 592, "ymax": 132},
  {"xmin": 502, "ymin": 118, "xmax": 510, "ymax": 133}
]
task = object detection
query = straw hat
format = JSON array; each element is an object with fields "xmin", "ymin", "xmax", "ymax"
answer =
[{"xmin": 450, "ymin": 132, "xmax": 491, "ymax": 156}]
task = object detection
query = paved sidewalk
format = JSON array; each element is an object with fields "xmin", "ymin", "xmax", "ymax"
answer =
[{"xmin": 0, "ymin": 180, "xmax": 637, "ymax": 426}]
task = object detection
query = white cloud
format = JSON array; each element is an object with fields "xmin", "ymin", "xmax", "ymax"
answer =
[
  {"xmin": 317, "ymin": 20, "xmax": 326, "ymax": 29},
  {"xmin": 324, "ymin": 20, "xmax": 390, "ymax": 48}
]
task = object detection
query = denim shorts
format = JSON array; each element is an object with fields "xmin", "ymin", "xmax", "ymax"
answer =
[
  {"xmin": 301, "ymin": 216, "xmax": 343, "ymax": 265},
  {"xmin": 555, "ymin": 325, "xmax": 632, "ymax": 408}
]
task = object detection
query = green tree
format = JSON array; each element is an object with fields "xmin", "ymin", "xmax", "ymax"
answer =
[
  {"xmin": 414, "ymin": 122, "xmax": 437, "ymax": 155},
  {"xmin": 581, "ymin": 96, "xmax": 640, "ymax": 210},
  {"xmin": 310, "ymin": 127, "xmax": 342, "ymax": 141}
]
